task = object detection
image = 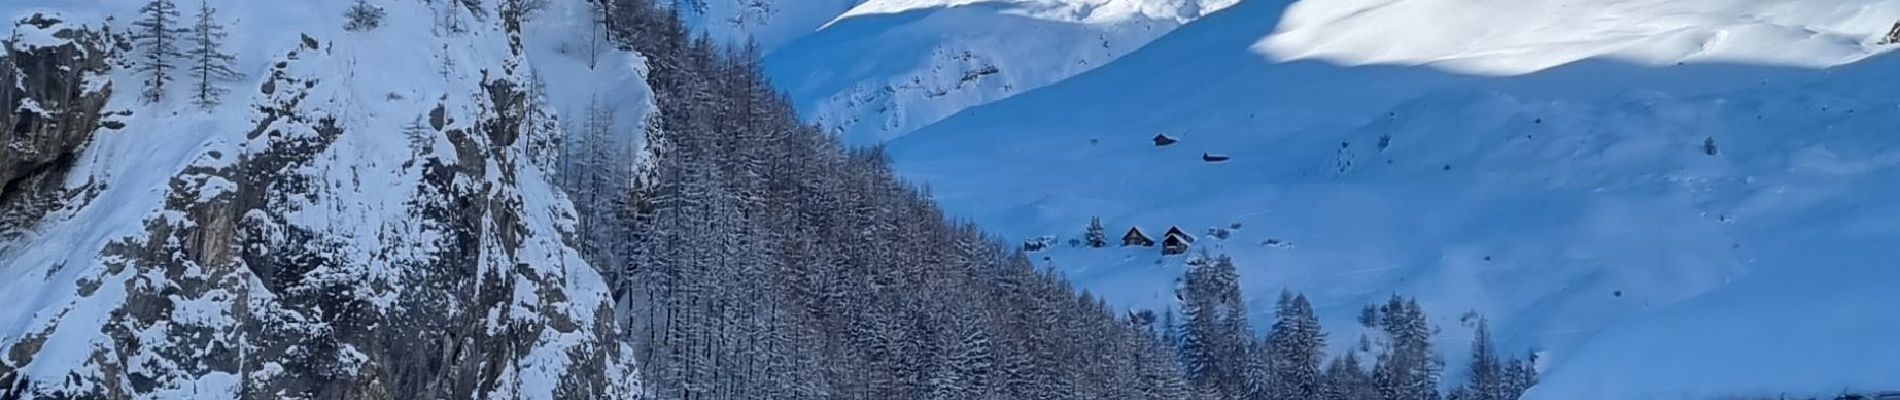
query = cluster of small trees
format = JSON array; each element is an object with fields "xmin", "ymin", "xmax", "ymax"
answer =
[
  {"xmin": 130, "ymin": 0, "xmax": 237, "ymax": 106},
  {"xmin": 1171, "ymin": 254, "xmax": 1540, "ymax": 400}
]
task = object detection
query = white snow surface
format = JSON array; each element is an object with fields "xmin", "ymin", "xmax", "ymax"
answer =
[
  {"xmin": 870, "ymin": 0, "xmax": 1900, "ymax": 398},
  {"xmin": 1259, "ymin": 0, "xmax": 1900, "ymax": 75},
  {"xmin": 0, "ymin": 0, "xmax": 648, "ymax": 397}
]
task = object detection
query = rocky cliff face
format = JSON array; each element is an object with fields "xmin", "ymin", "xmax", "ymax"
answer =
[
  {"xmin": 0, "ymin": 2, "xmax": 640, "ymax": 399},
  {"xmin": 0, "ymin": 13, "xmax": 114, "ymax": 237}
]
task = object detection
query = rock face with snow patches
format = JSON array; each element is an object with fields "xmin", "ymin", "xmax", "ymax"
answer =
[
  {"xmin": 0, "ymin": 1, "xmax": 639, "ymax": 398},
  {"xmin": 0, "ymin": 14, "xmax": 113, "ymax": 237}
]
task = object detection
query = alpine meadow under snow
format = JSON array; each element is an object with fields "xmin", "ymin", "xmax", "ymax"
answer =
[{"xmin": 0, "ymin": 0, "xmax": 1897, "ymax": 399}]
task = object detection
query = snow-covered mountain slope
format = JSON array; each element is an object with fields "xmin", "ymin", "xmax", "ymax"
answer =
[
  {"xmin": 0, "ymin": 0, "xmax": 649, "ymax": 398},
  {"xmin": 762, "ymin": 0, "xmax": 1236, "ymax": 144},
  {"xmin": 880, "ymin": 0, "xmax": 1900, "ymax": 398},
  {"xmin": 1260, "ymin": 0, "xmax": 1900, "ymax": 75}
]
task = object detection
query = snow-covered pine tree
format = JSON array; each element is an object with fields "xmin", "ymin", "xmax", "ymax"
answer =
[
  {"xmin": 1127, "ymin": 310, "xmax": 1189, "ymax": 400},
  {"xmin": 1323, "ymin": 351, "xmax": 1376, "ymax": 400},
  {"xmin": 1085, "ymin": 216, "xmax": 1108, "ymax": 247},
  {"xmin": 1450, "ymin": 316, "xmax": 1538, "ymax": 400},
  {"xmin": 1372, "ymin": 296, "xmax": 1443, "ymax": 400},
  {"xmin": 1266, "ymin": 291, "xmax": 1328, "ymax": 400},
  {"xmin": 1179, "ymin": 254, "xmax": 1250, "ymax": 399},
  {"xmin": 131, "ymin": 0, "xmax": 187, "ymax": 102},
  {"xmin": 1452, "ymin": 317, "xmax": 1504, "ymax": 400},
  {"xmin": 344, "ymin": 0, "xmax": 387, "ymax": 31},
  {"xmin": 1502, "ymin": 352, "xmax": 1538, "ymax": 399},
  {"xmin": 1243, "ymin": 334, "xmax": 1273, "ymax": 400},
  {"xmin": 184, "ymin": 0, "xmax": 237, "ymax": 108}
]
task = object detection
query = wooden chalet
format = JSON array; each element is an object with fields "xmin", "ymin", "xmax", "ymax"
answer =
[
  {"xmin": 1161, "ymin": 226, "xmax": 1194, "ymax": 255},
  {"xmin": 1122, "ymin": 227, "xmax": 1155, "ymax": 247}
]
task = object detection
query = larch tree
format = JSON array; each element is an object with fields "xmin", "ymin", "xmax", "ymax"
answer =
[
  {"xmin": 185, "ymin": 0, "xmax": 238, "ymax": 108},
  {"xmin": 131, "ymin": 0, "xmax": 187, "ymax": 102}
]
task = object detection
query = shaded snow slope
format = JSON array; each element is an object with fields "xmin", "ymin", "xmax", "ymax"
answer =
[
  {"xmin": 883, "ymin": 0, "xmax": 1900, "ymax": 398},
  {"xmin": 0, "ymin": 0, "xmax": 649, "ymax": 397},
  {"xmin": 1259, "ymin": 0, "xmax": 1900, "ymax": 75},
  {"xmin": 764, "ymin": 0, "xmax": 1236, "ymax": 144}
]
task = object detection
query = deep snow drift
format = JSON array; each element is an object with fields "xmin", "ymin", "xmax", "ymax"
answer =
[{"xmin": 871, "ymin": 0, "xmax": 1900, "ymax": 398}]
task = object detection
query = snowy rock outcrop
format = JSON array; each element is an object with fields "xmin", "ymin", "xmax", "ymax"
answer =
[
  {"xmin": 0, "ymin": 1, "xmax": 642, "ymax": 399},
  {"xmin": 0, "ymin": 13, "xmax": 114, "ymax": 236}
]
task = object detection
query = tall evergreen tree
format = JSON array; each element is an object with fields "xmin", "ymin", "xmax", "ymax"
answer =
[
  {"xmin": 1242, "ymin": 335, "xmax": 1272, "ymax": 400},
  {"xmin": 184, "ymin": 0, "xmax": 237, "ymax": 108},
  {"xmin": 131, "ymin": 0, "xmax": 187, "ymax": 102},
  {"xmin": 1178, "ymin": 255, "xmax": 1249, "ymax": 399},
  {"xmin": 1265, "ymin": 291, "xmax": 1327, "ymax": 400},
  {"xmin": 1371, "ymin": 296, "xmax": 1442, "ymax": 400},
  {"xmin": 1084, "ymin": 216, "xmax": 1107, "ymax": 248},
  {"xmin": 1128, "ymin": 310, "xmax": 1190, "ymax": 400},
  {"xmin": 1501, "ymin": 352, "xmax": 1538, "ymax": 400},
  {"xmin": 1451, "ymin": 317, "xmax": 1503, "ymax": 400},
  {"xmin": 1452, "ymin": 317, "xmax": 1537, "ymax": 400},
  {"xmin": 1322, "ymin": 351, "xmax": 1376, "ymax": 400}
]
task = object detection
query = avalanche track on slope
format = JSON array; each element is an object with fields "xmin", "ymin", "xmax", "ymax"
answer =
[{"xmin": 881, "ymin": 0, "xmax": 1900, "ymax": 398}]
